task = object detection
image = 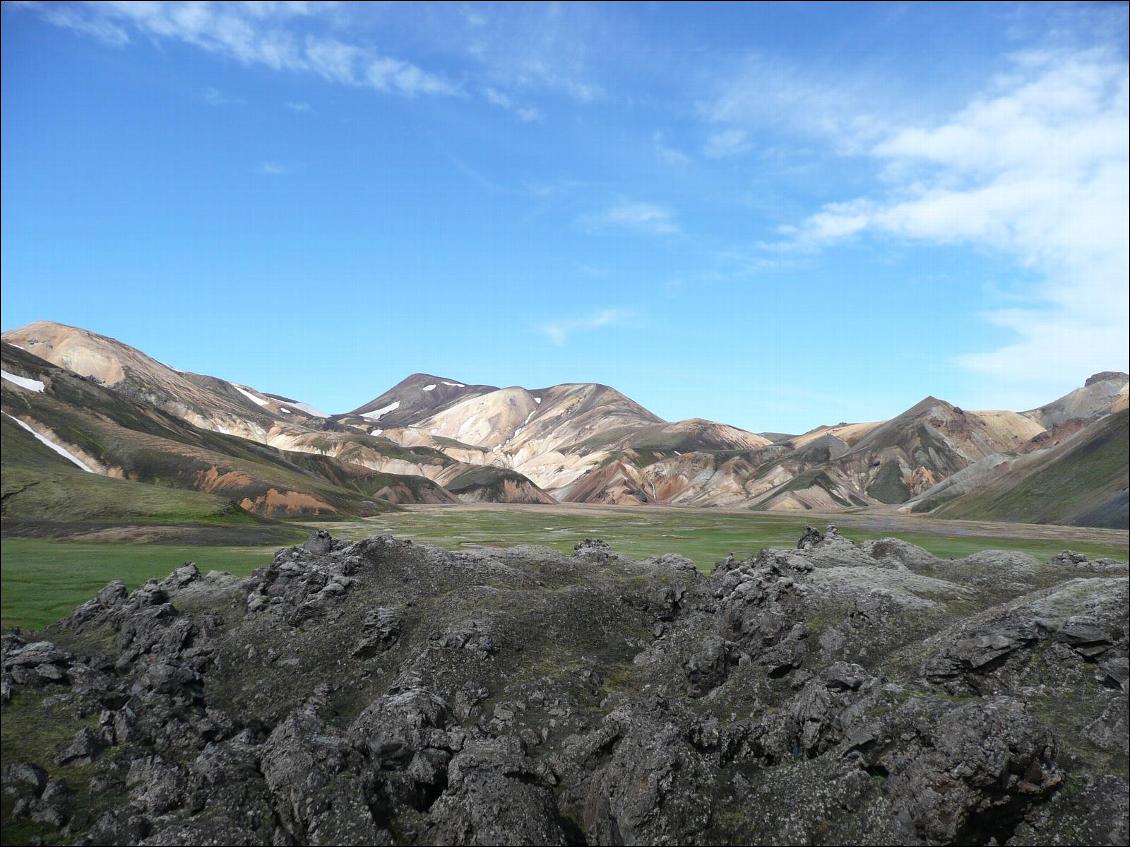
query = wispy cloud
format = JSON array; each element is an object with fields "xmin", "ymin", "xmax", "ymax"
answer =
[
  {"xmin": 538, "ymin": 308, "xmax": 634, "ymax": 345},
  {"xmin": 482, "ymin": 87, "xmax": 541, "ymax": 122},
  {"xmin": 451, "ymin": 4, "xmax": 605, "ymax": 104},
  {"xmin": 285, "ymin": 100, "xmax": 312, "ymax": 112},
  {"xmin": 23, "ymin": 1, "xmax": 456, "ymax": 98},
  {"xmin": 770, "ymin": 48, "xmax": 1129, "ymax": 387},
  {"xmin": 703, "ymin": 128, "xmax": 752, "ymax": 159},
  {"xmin": 38, "ymin": 3, "xmax": 130, "ymax": 47},
  {"xmin": 653, "ymin": 131, "xmax": 691, "ymax": 165},
  {"xmin": 256, "ymin": 161, "xmax": 291, "ymax": 176},
  {"xmin": 202, "ymin": 86, "xmax": 241, "ymax": 107},
  {"xmin": 702, "ymin": 52, "xmax": 892, "ymax": 155},
  {"xmin": 16, "ymin": 2, "xmax": 625, "ymax": 125},
  {"xmin": 580, "ymin": 200, "xmax": 680, "ymax": 236}
]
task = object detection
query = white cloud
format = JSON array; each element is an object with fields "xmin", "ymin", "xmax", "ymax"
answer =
[
  {"xmin": 653, "ymin": 131, "xmax": 691, "ymax": 165},
  {"xmin": 285, "ymin": 101, "xmax": 311, "ymax": 112},
  {"xmin": 39, "ymin": 4, "xmax": 130, "ymax": 46},
  {"xmin": 703, "ymin": 128, "xmax": 752, "ymax": 159},
  {"xmin": 538, "ymin": 308, "xmax": 633, "ymax": 346},
  {"xmin": 366, "ymin": 55, "xmax": 454, "ymax": 96},
  {"xmin": 703, "ymin": 53, "xmax": 890, "ymax": 153},
  {"xmin": 202, "ymin": 86, "xmax": 241, "ymax": 106},
  {"xmin": 581, "ymin": 200, "xmax": 680, "ymax": 236},
  {"xmin": 483, "ymin": 87, "xmax": 541, "ymax": 122},
  {"xmin": 256, "ymin": 161, "xmax": 290, "ymax": 176},
  {"xmin": 449, "ymin": 4, "xmax": 605, "ymax": 104},
  {"xmin": 24, "ymin": 1, "xmax": 455, "ymax": 98},
  {"xmin": 21, "ymin": 3, "xmax": 611, "ymax": 121},
  {"xmin": 772, "ymin": 49, "xmax": 1129, "ymax": 389}
]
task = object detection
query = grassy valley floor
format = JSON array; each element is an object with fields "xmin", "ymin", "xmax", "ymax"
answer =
[
  {"xmin": 2, "ymin": 503, "xmax": 1126, "ymax": 631},
  {"xmin": 1, "ymin": 541, "xmax": 279, "ymax": 630},
  {"xmin": 312, "ymin": 503, "xmax": 1129, "ymax": 570}
]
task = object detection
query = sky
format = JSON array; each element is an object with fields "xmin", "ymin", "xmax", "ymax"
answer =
[{"xmin": 1, "ymin": 1, "xmax": 1127, "ymax": 434}]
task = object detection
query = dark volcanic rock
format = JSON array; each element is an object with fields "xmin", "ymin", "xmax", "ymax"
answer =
[
  {"xmin": 1, "ymin": 529, "xmax": 1127, "ymax": 845},
  {"xmin": 797, "ymin": 524, "xmax": 824, "ymax": 549},
  {"xmin": 303, "ymin": 529, "xmax": 336, "ymax": 555}
]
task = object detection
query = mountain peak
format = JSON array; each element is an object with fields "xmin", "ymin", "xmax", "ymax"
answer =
[
  {"xmin": 1086, "ymin": 371, "xmax": 1129, "ymax": 387},
  {"xmin": 347, "ymin": 374, "xmax": 498, "ymax": 423},
  {"xmin": 400, "ymin": 372, "xmax": 469, "ymax": 386},
  {"xmin": 895, "ymin": 395, "xmax": 955, "ymax": 418}
]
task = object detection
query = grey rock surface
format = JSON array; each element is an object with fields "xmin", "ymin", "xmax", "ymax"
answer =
[{"xmin": 1, "ymin": 526, "xmax": 1126, "ymax": 845}]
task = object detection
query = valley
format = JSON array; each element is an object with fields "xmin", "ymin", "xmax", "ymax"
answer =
[
  {"xmin": 5, "ymin": 324, "xmax": 1125, "ymax": 844},
  {"xmin": 3, "ymin": 504, "xmax": 1125, "ymax": 631},
  {"xmin": 3, "ymin": 319, "xmax": 1127, "ymax": 639},
  {"xmin": 4, "ymin": 6, "xmax": 1126, "ymax": 843},
  {"xmin": 3, "ymin": 321, "xmax": 1127, "ymax": 537},
  {"xmin": 317, "ymin": 503, "xmax": 1130, "ymax": 567}
]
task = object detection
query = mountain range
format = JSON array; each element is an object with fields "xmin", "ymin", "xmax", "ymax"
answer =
[{"xmin": 2, "ymin": 321, "xmax": 1126, "ymax": 534}]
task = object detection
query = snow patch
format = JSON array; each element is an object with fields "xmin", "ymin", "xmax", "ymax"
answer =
[
  {"xmin": 362, "ymin": 401, "xmax": 400, "ymax": 421},
  {"xmin": 370, "ymin": 428, "xmax": 383, "ymax": 436},
  {"xmin": 1, "ymin": 370, "xmax": 45, "ymax": 393},
  {"xmin": 279, "ymin": 407, "xmax": 292, "ymax": 414},
  {"xmin": 4, "ymin": 413, "xmax": 94, "ymax": 472},
  {"xmin": 235, "ymin": 386, "xmax": 269, "ymax": 407},
  {"xmin": 442, "ymin": 381, "xmax": 465, "ymax": 387},
  {"xmin": 422, "ymin": 384, "xmax": 436, "ymax": 392},
  {"xmin": 534, "ymin": 397, "xmax": 542, "ymax": 403},
  {"xmin": 288, "ymin": 401, "xmax": 327, "ymax": 417}
]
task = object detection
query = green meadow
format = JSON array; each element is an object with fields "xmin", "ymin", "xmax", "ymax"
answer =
[
  {"xmin": 319, "ymin": 507, "xmax": 1129, "ymax": 571},
  {"xmin": 3, "ymin": 506, "xmax": 1126, "ymax": 631},
  {"xmin": 1, "ymin": 540, "xmax": 277, "ymax": 630}
]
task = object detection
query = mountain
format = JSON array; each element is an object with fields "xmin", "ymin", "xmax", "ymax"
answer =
[
  {"xmin": 346, "ymin": 372, "xmax": 498, "ymax": 428},
  {"xmin": 596, "ymin": 398, "xmax": 1051, "ymax": 514},
  {"xmin": 367, "ymin": 381, "xmax": 774, "ymax": 504},
  {"xmin": 3, "ymin": 321, "xmax": 1127, "ymax": 528},
  {"xmin": 565, "ymin": 385, "xmax": 1124, "ymax": 520},
  {"xmin": 1024, "ymin": 371, "xmax": 1129, "ymax": 428},
  {"xmin": 0, "ymin": 342, "xmax": 409, "ymax": 527},
  {"xmin": 0, "ymin": 324, "xmax": 554, "ymax": 519},
  {"xmin": 0, "ymin": 408, "xmax": 293, "ymax": 544},
  {"xmin": 817, "ymin": 398, "xmax": 1045, "ymax": 502},
  {"xmin": 915, "ymin": 408, "xmax": 1128, "ymax": 528},
  {"xmin": 3, "ymin": 321, "xmax": 327, "ymax": 440},
  {"xmin": 0, "ymin": 339, "xmax": 546, "ymax": 538}
]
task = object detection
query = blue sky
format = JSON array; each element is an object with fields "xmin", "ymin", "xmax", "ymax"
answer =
[{"xmin": 2, "ymin": 2, "xmax": 1127, "ymax": 433}]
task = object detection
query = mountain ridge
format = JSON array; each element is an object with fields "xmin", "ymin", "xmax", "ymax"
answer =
[{"xmin": 2, "ymin": 321, "xmax": 1126, "ymax": 528}]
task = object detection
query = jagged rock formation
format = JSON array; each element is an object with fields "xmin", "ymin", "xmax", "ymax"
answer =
[{"xmin": 2, "ymin": 530, "xmax": 1127, "ymax": 845}]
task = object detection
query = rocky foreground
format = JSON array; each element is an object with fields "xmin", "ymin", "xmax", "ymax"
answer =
[{"xmin": 2, "ymin": 529, "xmax": 1128, "ymax": 846}]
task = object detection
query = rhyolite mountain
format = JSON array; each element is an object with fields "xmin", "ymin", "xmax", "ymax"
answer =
[
  {"xmin": 909, "ymin": 408, "xmax": 1129, "ymax": 529},
  {"xmin": 2, "ymin": 321, "xmax": 1127, "ymax": 529}
]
